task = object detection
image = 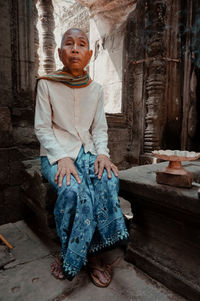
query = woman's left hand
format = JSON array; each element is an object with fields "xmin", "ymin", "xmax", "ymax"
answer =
[{"xmin": 94, "ymin": 154, "xmax": 119, "ymax": 179}]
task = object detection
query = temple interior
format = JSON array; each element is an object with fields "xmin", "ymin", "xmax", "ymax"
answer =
[{"xmin": 0, "ymin": 1, "xmax": 200, "ymax": 300}]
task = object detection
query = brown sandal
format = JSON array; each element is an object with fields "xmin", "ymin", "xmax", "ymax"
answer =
[
  {"xmin": 51, "ymin": 257, "xmax": 65, "ymax": 280},
  {"xmin": 88, "ymin": 264, "xmax": 112, "ymax": 288}
]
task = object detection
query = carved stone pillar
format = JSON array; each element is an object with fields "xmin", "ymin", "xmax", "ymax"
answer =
[
  {"xmin": 38, "ymin": 0, "xmax": 56, "ymax": 74},
  {"xmin": 33, "ymin": 0, "xmax": 39, "ymax": 77},
  {"xmin": 10, "ymin": 0, "xmax": 35, "ymax": 104},
  {"xmin": 143, "ymin": 0, "xmax": 167, "ymax": 157}
]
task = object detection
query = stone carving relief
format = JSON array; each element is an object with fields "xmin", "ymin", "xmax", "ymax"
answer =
[
  {"xmin": 143, "ymin": 0, "xmax": 167, "ymax": 154},
  {"xmin": 37, "ymin": 0, "xmax": 56, "ymax": 74},
  {"xmin": 77, "ymin": 0, "xmax": 137, "ymax": 30},
  {"xmin": 33, "ymin": 0, "xmax": 39, "ymax": 77}
]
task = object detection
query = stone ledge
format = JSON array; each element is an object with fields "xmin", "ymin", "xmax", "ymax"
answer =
[
  {"xmin": 21, "ymin": 159, "xmax": 57, "ymax": 238},
  {"xmin": 119, "ymin": 160, "xmax": 200, "ymax": 301},
  {"xmin": 119, "ymin": 161, "xmax": 200, "ymax": 218}
]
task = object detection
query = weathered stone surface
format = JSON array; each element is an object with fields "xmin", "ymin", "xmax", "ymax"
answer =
[
  {"xmin": 0, "ymin": 246, "xmax": 15, "ymax": 268},
  {"xmin": 0, "ymin": 147, "xmax": 24, "ymax": 189},
  {"xmin": 2, "ymin": 187, "xmax": 24, "ymax": 220},
  {"xmin": 108, "ymin": 128, "xmax": 130, "ymax": 168},
  {"xmin": 21, "ymin": 159, "xmax": 57, "ymax": 237},
  {"xmin": 119, "ymin": 160, "xmax": 200, "ymax": 301},
  {"xmin": 0, "ymin": 0, "xmax": 38, "ymax": 226},
  {"xmin": 0, "ymin": 220, "xmax": 185, "ymax": 301},
  {"xmin": 12, "ymin": 108, "xmax": 34, "ymax": 127},
  {"xmin": 77, "ymin": 0, "xmax": 137, "ymax": 28},
  {"xmin": 0, "ymin": 221, "xmax": 50, "ymax": 269},
  {"xmin": 13, "ymin": 126, "xmax": 37, "ymax": 146},
  {"xmin": 38, "ymin": 0, "xmax": 56, "ymax": 74},
  {"xmin": 22, "ymin": 159, "xmax": 57, "ymax": 211},
  {"xmin": 0, "ymin": 1, "xmax": 12, "ymax": 107},
  {"xmin": 0, "ymin": 149, "xmax": 9, "ymax": 186},
  {"xmin": 0, "ymin": 107, "xmax": 13, "ymax": 147}
]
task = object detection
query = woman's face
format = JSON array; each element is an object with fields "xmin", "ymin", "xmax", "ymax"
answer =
[{"xmin": 58, "ymin": 29, "xmax": 93, "ymax": 76}]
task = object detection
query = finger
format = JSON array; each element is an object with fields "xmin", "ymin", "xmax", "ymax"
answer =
[
  {"xmin": 111, "ymin": 165, "xmax": 119, "ymax": 177},
  {"xmin": 106, "ymin": 165, "xmax": 112, "ymax": 179},
  {"xmin": 54, "ymin": 168, "xmax": 61, "ymax": 183},
  {"xmin": 72, "ymin": 170, "xmax": 81, "ymax": 184},
  {"xmin": 98, "ymin": 163, "xmax": 104, "ymax": 179},
  {"xmin": 58, "ymin": 171, "xmax": 65, "ymax": 187},
  {"xmin": 94, "ymin": 159, "xmax": 99, "ymax": 175},
  {"xmin": 66, "ymin": 173, "xmax": 71, "ymax": 186}
]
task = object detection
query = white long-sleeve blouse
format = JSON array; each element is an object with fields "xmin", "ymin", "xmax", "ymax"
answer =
[{"xmin": 34, "ymin": 79, "xmax": 110, "ymax": 165}]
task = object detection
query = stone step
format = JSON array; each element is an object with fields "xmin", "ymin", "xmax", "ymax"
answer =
[{"xmin": 0, "ymin": 220, "xmax": 186, "ymax": 301}]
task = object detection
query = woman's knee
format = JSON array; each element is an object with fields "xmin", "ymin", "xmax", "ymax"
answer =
[
  {"xmin": 54, "ymin": 186, "xmax": 78, "ymax": 215},
  {"xmin": 102, "ymin": 169, "xmax": 118, "ymax": 181},
  {"xmin": 62, "ymin": 188, "xmax": 77, "ymax": 201}
]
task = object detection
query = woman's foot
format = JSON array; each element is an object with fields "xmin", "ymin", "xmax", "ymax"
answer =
[
  {"xmin": 88, "ymin": 255, "xmax": 112, "ymax": 288},
  {"xmin": 51, "ymin": 256, "xmax": 65, "ymax": 280}
]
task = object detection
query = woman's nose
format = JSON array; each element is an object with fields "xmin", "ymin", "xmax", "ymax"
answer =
[{"xmin": 72, "ymin": 43, "xmax": 79, "ymax": 53}]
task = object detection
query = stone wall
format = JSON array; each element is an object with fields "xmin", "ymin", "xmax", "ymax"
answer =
[
  {"xmin": 0, "ymin": 0, "xmax": 37, "ymax": 225},
  {"xmin": 124, "ymin": 0, "xmax": 200, "ymax": 165}
]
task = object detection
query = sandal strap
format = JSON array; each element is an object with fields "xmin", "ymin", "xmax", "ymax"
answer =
[{"xmin": 88, "ymin": 265, "xmax": 106, "ymax": 272}]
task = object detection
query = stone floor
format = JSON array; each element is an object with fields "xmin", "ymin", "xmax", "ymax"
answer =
[{"xmin": 0, "ymin": 219, "xmax": 187, "ymax": 301}]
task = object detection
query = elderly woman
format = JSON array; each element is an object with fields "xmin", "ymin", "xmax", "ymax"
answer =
[{"xmin": 34, "ymin": 28, "xmax": 128, "ymax": 288}]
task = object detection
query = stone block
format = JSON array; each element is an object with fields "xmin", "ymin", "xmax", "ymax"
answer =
[
  {"xmin": 9, "ymin": 160, "xmax": 24, "ymax": 186},
  {"xmin": 119, "ymin": 161, "xmax": 200, "ymax": 301},
  {"xmin": 0, "ymin": 1, "xmax": 11, "ymax": 56},
  {"xmin": 0, "ymin": 89, "xmax": 13, "ymax": 107},
  {"xmin": 0, "ymin": 59, "xmax": 12, "ymax": 100},
  {"xmin": 0, "ymin": 107, "xmax": 13, "ymax": 147},
  {"xmin": 12, "ymin": 108, "xmax": 34, "ymax": 126},
  {"xmin": 0, "ymin": 186, "xmax": 27, "ymax": 225},
  {"xmin": 0, "ymin": 149, "xmax": 9, "ymax": 186},
  {"xmin": 22, "ymin": 159, "xmax": 57, "ymax": 211},
  {"xmin": 21, "ymin": 159, "xmax": 57, "ymax": 237},
  {"xmin": 156, "ymin": 170, "xmax": 193, "ymax": 188},
  {"xmin": 13, "ymin": 126, "xmax": 37, "ymax": 146},
  {"xmin": 1, "ymin": 147, "xmax": 24, "ymax": 186}
]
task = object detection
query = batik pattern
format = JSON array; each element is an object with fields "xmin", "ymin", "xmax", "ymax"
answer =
[{"xmin": 41, "ymin": 146, "xmax": 129, "ymax": 280}]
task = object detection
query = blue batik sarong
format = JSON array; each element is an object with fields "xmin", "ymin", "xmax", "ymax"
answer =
[{"xmin": 41, "ymin": 146, "xmax": 129, "ymax": 280}]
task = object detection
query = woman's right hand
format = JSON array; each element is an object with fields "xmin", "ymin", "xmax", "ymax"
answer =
[{"xmin": 55, "ymin": 157, "xmax": 81, "ymax": 187}]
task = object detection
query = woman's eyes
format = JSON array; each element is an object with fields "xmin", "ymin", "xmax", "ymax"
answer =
[{"xmin": 64, "ymin": 42, "xmax": 86, "ymax": 47}]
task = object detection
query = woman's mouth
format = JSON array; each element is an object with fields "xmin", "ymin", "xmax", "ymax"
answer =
[{"xmin": 71, "ymin": 57, "xmax": 80, "ymax": 62}]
